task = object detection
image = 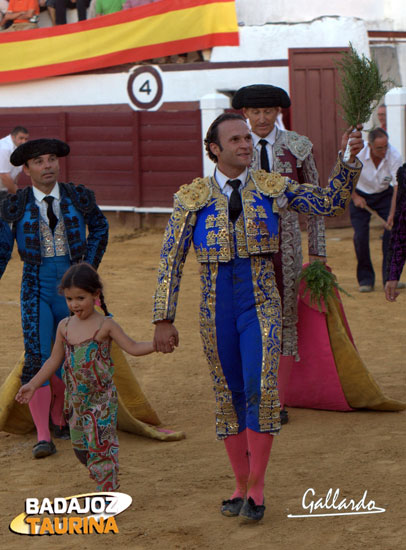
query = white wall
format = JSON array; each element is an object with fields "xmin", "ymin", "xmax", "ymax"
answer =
[
  {"xmin": 212, "ymin": 16, "xmax": 369, "ymax": 62},
  {"xmin": 235, "ymin": 0, "xmax": 406, "ymax": 30}
]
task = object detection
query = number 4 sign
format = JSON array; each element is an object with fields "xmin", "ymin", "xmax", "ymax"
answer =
[{"xmin": 127, "ymin": 66, "xmax": 164, "ymax": 111}]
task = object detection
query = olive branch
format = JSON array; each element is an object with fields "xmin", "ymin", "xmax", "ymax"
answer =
[{"xmin": 336, "ymin": 43, "xmax": 395, "ymax": 127}]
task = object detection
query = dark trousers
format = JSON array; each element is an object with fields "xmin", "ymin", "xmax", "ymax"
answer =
[
  {"xmin": 349, "ymin": 187, "xmax": 393, "ymax": 286},
  {"xmin": 0, "ymin": 190, "xmax": 8, "ymax": 214},
  {"xmin": 55, "ymin": 0, "xmax": 88, "ymax": 24}
]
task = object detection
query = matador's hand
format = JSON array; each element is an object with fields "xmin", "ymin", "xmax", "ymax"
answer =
[
  {"xmin": 341, "ymin": 125, "xmax": 364, "ymax": 162},
  {"xmin": 154, "ymin": 320, "xmax": 179, "ymax": 353}
]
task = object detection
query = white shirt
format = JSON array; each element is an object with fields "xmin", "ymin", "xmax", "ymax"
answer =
[
  {"xmin": 0, "ymin": 134, "xmax": 22, "ymax": 189},
  {"xmin": 215, "ymin": 167, "xmax": 248, "ymax": 197},
  {"xmin": 251, "ymin": 127, "xmax": 277, "ymax": 172},
  {"xmin": 355, "ymin": 142, "xmax": 402, "ymax": 194},
  {"xmin": 32, "ymin": 183, "xmax": 61, "ymax": 226}
]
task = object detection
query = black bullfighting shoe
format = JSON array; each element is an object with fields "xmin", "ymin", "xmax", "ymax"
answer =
[
  {"xmin": 239, "ymin": 497, "xmax": 266, "ymax": 522},
  {"xmin": 32, "ymin": 440, "xmax": 57, "ymax": 459},
  {"xmin": 51, "ymin": 423, "xmax": 70, "ymax": 440},
  {"xmin": 280, "ymin": 408, "xmax": 289, "ymax": 425},
  {"xmin": 221, "ymin": 497, "xmax": 244, "ymax": 517}
]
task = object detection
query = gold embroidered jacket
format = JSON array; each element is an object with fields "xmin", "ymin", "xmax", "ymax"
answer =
[{"xmin": 153, "ymin": 155, "xmax": 361, "ymax": 322}]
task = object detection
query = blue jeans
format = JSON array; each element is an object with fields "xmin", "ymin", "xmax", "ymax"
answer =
[{"xmin": 349, "ymin": 187, "xmax": 393, "ymax": 286}]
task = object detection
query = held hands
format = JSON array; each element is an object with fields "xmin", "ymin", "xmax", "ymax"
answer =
[
  {"xmin": 384, "ymin": 280, "xmax": 399, "ymax": 302},
  {"xmin": 153, "ymin": 320, "xmax": 179, "ymax": 353},
  {"xmin": 341, "ymin": 125, "xmax": 364, "ymax": 162},
  {"xmin": 15, "ymin": 383, "xmax": 36, "ymax": 405}
]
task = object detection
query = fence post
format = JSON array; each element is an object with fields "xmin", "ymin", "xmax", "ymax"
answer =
[
  {"xmin": 386, "ymin": 87, "xmax": 406, "ymax": 159},
  {"xmin": 200, "ymin": 93, "xmax": 230, "ymax": 177}
]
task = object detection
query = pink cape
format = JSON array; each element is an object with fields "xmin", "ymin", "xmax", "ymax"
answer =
[{"xmin": 284, "ymin": 278, "xmax": 353, "ymax": 411}]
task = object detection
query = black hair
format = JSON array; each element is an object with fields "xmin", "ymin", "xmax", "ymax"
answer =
[
  {"xmin": 59, "ymin": 262, "xmax": 110, "ymax": 316},
  {"xmin": 11, "ymin": 126, "xmax": 29, "ymax": 136},
  {"xmin": 368, "ymin": 127, "xmax": 388, "ymax": 143},
  {"xmin": 204, "ymin": 112, "xmax": 246, "ymax": 162}
]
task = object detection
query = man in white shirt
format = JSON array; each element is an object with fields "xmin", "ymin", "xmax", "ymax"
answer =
[
  {"xmin": 0, "ymin": 126, "xmax": 29, "ymax": 201},
  {"xmin": 350, "ymin": 128, "xmax": 403, "ymax": 292}
]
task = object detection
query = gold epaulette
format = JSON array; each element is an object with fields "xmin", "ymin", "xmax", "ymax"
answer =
[
  {"xmin": 252, "ymin": 170, "xmax": 288, "ymax": 197},
  {"xmin": 175, "ymin": 177, "xmax": 212, "ymax": 211}
]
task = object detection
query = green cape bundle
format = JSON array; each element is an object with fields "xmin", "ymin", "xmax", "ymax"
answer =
[{"xmin": 298, "ymin": 261, "xmax": 350, "ymax": 313}]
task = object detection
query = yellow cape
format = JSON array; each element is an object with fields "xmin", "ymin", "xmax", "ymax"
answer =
[
  {"xmin": 0, "ymin": 342, "xmax": 185, "ymax": 441},
  {"xmin": 327, "ymin": 295, "xmax": 406, "ymax": 411}
]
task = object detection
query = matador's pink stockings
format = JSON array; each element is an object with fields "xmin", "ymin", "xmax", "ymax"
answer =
[
  {"xmin": 223, "ymin": 429, "xmax": 250, "ymax": 499},
  {"xmin": 29, "ymin": 385, "xmax": 52, "ymax": 442},
  {"xmin": 246, "ymin": 428, "xmax": 273, "ymax": 505},
  {"xmin": 224, "ymin": 428, "xmax": 274, "ymax": 505}
]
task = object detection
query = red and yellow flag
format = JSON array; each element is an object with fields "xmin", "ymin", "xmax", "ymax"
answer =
[{"xmin": 0, "ymin": 0, "xmax": 238, "ymax": 83}]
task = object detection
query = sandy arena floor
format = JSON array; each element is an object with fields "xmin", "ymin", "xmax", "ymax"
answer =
[{"xmin": 0, "ymin": 221, "xmax": 405, "ymax": 550}]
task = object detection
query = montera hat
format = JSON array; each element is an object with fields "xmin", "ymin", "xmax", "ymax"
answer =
[
  {"xmin": 232, "ymin": 84, "xmax": 291, "ymax": 109},
  {"xmin": 10, "ymin": 138, "xmax": 70, "ymax": 166}
]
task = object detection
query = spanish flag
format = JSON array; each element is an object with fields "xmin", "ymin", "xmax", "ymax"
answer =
[{"xmin": 0, "ymin": 0, "xmax": 239, "ymax": 83}]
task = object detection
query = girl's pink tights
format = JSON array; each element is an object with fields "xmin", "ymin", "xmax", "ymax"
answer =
[{"xmin": 29, "ymin": 385, "xmax": 52, "ymax": 442}]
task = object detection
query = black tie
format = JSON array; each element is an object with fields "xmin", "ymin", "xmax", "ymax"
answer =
[
  {"xmin": 259, "ymin": 139, "xmax": 270, "ymax": 172},
  {"xmin": 44, "ymin": 196, "xmax": 58, "ymax": 232},
  {"xmin": 228, "ymin": 179, "xmax": 242, "ymax": 223}
]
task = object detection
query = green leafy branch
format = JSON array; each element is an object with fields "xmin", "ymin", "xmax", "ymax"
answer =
[
  {"xmin": 336, "ymin": 43, "xmax": 395, "ymax": 127},
  {"xmin": 298, "ymin": 261, "xmax": 351, "ymax": 313}
]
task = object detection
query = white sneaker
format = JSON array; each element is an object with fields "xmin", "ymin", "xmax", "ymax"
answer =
[{"xmin": 359, "ymin": 285, "xmax": 374, "ymax": 293}]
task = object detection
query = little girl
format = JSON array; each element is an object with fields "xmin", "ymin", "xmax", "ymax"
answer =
[{"xmin": 16, "ymin": 262, "xmax": 167, "ymax": 491}]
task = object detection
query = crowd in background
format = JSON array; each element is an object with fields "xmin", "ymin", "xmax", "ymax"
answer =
[{"xmin": 0, "ymin": 0, "xmax": 172, "ymax": 32}]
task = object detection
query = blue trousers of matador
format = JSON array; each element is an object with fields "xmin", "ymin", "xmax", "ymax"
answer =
[
  {"xmin": 21, "ymin": 255, "xmax": 71, "ymax": 385},
  {"xmin": 199, "ymin": 256, "xmax": 282, "ymax": 439}
]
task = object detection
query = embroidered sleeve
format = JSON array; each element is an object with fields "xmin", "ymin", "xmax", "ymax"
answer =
[
  {"xmin": 83, "ymin": 204, "xmax": 109, "ymax": 269},
  {"xmin": 0, "ymin": 188, "xmax": 29, "ymax": 223},
  {"xmin": 0, "ymin": 219, "xmax": 14, "ymax": 278},
  {"xmin": 387, "ymin": 193, "xmax": 406, "ymax": 281},
  {"xmin": 285, "ymin": 154, "xmax": 362, "ymax": 217},
  {"xmin": 301, "ymin": 152, "xmax": 326, "ymax": 257},
  {"xmin": 153, "ymin": 198, "xmax": 195, "ymax": 322},
  {"xmin": 62, "ymin": 183, "xmax": 108, "ymax": 268}
]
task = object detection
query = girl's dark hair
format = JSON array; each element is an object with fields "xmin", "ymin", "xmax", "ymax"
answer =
[{"xmin": 59, "ymin": 263, "xmax": 110, "ymax": 316}]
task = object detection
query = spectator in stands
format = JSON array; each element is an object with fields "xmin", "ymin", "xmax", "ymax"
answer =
[
  {"xmin": 0, "ymin": 0, "xmax": 9, "ymax": 25},
  {"xmin": 55, "ymin": 0, "xmax": 88, "ymax": 25},
  {"xmin": 39, "ymin": 0, "xmax": 56, "ymax": 25},
  {"xmin": 0, "ymin": 0, "xmax": 39, "ymax": 30},
  {"xmin": 122, "ymin": 0, "xmax": 158, "ymax": 8},
  {"xmin": 95, "ymin": 0, "xmax": 123, "ymax": 15}
]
